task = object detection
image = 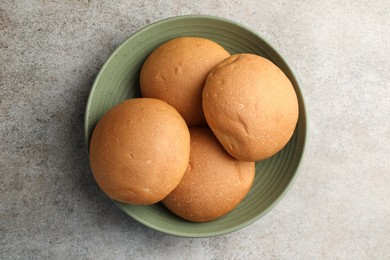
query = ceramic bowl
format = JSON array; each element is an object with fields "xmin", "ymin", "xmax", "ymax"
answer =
[{"xmin": 84, "ymin": 15, "xmax": 307, "ymax": 237}]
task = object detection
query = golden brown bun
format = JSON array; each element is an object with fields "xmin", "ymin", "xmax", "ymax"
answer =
[
  {"xmin": 140, "ymin": 37, "xmax": 230, "ymax": 126},
  {"xmin": 162, "ymin": 127, "xmax": 255, "ymax": 222},
  {"xmin": 89, "ymin": 98, "xmax": 190, "ymax": 205},
  {"xmin": 202, "ymin": 54, "xmax": 299, "ymax": 161}
]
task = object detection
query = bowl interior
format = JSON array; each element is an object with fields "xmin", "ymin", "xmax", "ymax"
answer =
[{"xmin": 85, "ymin": 15, "xmax": 306, "ymax": 237}]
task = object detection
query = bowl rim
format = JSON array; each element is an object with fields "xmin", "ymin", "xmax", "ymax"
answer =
[{"xmin": 84, "ymin": 14, "xmax": 308, "ymax": 238}]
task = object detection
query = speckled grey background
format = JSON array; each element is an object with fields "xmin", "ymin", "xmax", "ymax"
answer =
[{"xmin": 1, "ymin": 0, "xmax": 389, "ymax": 259}]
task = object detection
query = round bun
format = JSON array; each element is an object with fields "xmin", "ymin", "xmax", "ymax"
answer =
[
  {"xmin": 89, "ymin": 98, "xmax": 190, "ymax": 205},
  {"xmin": 202, "ymin": 54, "xmax": 299, "ymax": 161},
  {"xmin": 140, "ymin": 37, "xmax": 230, "ymax": 126},
  {"xmin": 162, "ymin": 127, "xmax": 255, "ymax": 222}
]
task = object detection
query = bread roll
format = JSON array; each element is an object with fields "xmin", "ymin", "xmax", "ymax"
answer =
[
  {"xmin": 162, "ymin": 127, "xmax": 255, "ymax": 222},
  {"xmin": 89, "ymin": 98, "xmax": 190, "ymax": 205},
  {"xmin": 140, "ymin": 37, "xmax": 230, "ymax": 126},
  {"xmin": 202, "ymin": 54, "xmax": 299, "ymax": 161}
]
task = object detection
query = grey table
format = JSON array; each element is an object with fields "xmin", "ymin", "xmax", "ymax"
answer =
[{"xmin": 1, "ymin": 0, "xmax": 389, "ymax": 259}]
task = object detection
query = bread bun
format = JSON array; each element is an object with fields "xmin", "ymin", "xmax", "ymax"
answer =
[
  {"xmin": 202, "ymin": 54, "xmax": 299, "ymax": 161},
  {"xmin": 89, "ymin": 98, "xmax": 190, "ymax": 205},
  {"xmin": 162, "ymin": 127, "xmax": 255, "ymax": 222},
  {"xmin": 140, "ymin": 37, "xmax": 230, "ymax": 126}
]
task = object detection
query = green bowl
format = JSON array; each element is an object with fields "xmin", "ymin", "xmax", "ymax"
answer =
[{"xmin": 84, "ymin": 15, "xmax": 307, "ymax": 237}]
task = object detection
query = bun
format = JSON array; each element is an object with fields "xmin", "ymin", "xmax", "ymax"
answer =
[
  {"xmin": 162, "ymin": 127, "xmax": 255, "ymax": 222},
  {"xmin": 202, "ymin": 54, "xmax": 299, "ymax": 161},
  {"xmin": 140, "ymin": 37, "xmax": 230, "ymax": 126},
  {"xmin": 89, "ymin": 98, "xmax": 190, "ymax": 205}
]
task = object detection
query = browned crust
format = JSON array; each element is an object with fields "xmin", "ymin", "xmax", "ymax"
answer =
[
  {"xmin": 203, "ymin": 54, "xmax": 299, "ymax": 161},
  {"xmin": 162, "ymin": 127, "xmax": 255, "ymax": 222},
  {"xmin": 89, "ymin": 98, "xmax": 190, "ymax": 205},
  {"xmin": 140, "ymin": 37, "xmax": 230, "ymax": 126}
]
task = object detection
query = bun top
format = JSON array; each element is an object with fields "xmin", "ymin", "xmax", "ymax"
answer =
[
  {"xmin": 162, "ymin": 127, "xmax": 255, "ymax": 222},
  {"xmin": 89, "ymin": 98, "xmax": 190, "ymax": 205},
  {"xmin": 203, "ymin": 54, "xmax": 299, "ymax": 161},
  {"xmin": 140, "ymin": 37, "xmax": 230, "ymax": 126}
]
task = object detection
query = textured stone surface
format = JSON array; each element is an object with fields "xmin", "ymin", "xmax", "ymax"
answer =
[{"xmin": 1, "ymin": 0, "xmax": 389, "ymax": 259}]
